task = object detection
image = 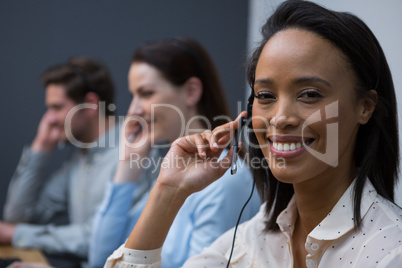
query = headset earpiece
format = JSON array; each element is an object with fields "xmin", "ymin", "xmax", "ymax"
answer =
[
  {"xmin": 246, "ymin": 92, "xmax": 254, "ymax": 127},
  {"xmin": 231, "ymin": 92, "xmax": 254, "ymax": 175},
  {"xmin": 227, "ymin": 91, "xmax": 256, "ymax": 267}
]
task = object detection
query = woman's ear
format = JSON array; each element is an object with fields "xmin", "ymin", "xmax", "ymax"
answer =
[
  {"xmin": 358, "ymin": 90, "xmax": 377, "ymax": 125},
  {"xmin": 183, "ymin": 77, "xmax": 203, "ymax": 107}
]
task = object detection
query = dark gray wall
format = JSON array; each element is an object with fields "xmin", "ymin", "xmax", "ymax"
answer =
[{"xmin": 0, "ymin": 1, "xmax": 249, "ymax": 218}]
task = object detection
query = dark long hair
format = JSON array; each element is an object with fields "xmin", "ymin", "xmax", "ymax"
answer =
[
  {"xmin": 132, "ymin": 37, "xmax": 231, "ymax": 128},
  {"xmin": 247, "ymin": 0, "xmax": 399, "ymax": 231}
]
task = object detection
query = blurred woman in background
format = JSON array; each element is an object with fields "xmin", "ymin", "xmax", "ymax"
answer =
[{"xmin": 89, "ymin": 37, "xmax": 260, "ymax": 268}]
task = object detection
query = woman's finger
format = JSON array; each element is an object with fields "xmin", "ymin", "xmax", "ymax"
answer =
[
  {"xmin": 209, "ymin": 111, "xmax": 248, "ymax": 150},
  {"xmin": 209, "ymin": 122, "xmax": 234, "ymax": 150},
  {"xmin": 192, "ymin": 133, "xmax": 210, "ymax": 158}
]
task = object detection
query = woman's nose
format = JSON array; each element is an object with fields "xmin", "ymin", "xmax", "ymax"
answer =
[
  {"xmin": 269, "ymin": 100, "xmax": 300, "ymax": 129},
  {"xmin": 270, "ymin": 115, "xmax": 300, "ymax": 129},
  {"xmin": 128, "ymin": 98, "xmax": 144, "ymax": 116}
]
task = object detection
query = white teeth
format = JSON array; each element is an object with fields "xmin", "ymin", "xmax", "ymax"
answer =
[
  {"xmin": 290, "ymin": 143, "xmax": 296, "ymax": 151},
  {"xmin": 277, "ymin": 143, "xmax": 283, "ymax": 151},
  {"xmin": 273, "ymin": 142, "xmax": 302, "ymax": 152}
]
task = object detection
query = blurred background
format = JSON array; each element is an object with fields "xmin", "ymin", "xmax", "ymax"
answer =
[
  {"xmin": 0, "ymin": 0, "xmax": 250, "ymax": 217},
  {"xmin": 1, "ymin": 0, "xmax": 401, "ymax": 217}
]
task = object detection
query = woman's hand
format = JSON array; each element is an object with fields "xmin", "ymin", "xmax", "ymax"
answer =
[
  {"xmin": 120, "ymin": 115, "xmax": 152, "ymax": 161},
  {"xmin": 125, "ymin": 112, "xmax": 246, "ymax": 250},
  {"xmin": 114, "ymin": 115, "xmax": 152, "ymax": 183},
  {"xmin": 156, "ymin": 114, "xmax": 241, "ymax": 197}
]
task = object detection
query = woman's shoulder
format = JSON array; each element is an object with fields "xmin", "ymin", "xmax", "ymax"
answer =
[{"xmin": 371, "ymin": 193, "xmax": 402, "ymax": 229}]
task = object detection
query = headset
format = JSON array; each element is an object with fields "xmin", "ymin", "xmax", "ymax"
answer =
[
  {"xmin": 227, "ymin": 92, "xmax": 255, "ymax": 268},
  {"xmin": 230, "ymin": 93, "xmax": 254, "ymax": 174}
]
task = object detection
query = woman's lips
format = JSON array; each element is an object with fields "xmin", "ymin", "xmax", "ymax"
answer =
[{"xmin": 268, "ymin": 137, "xmax": 313, "ymax": 159}]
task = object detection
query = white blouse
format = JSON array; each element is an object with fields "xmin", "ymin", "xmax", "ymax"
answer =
[{"xmin": 105, "ymin": 179, "xmax": 402, "ymax": 267}]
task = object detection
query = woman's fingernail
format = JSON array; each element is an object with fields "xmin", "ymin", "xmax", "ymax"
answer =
[
  {"xmin": 200, "ymin": 151, "xmax": 207, "ymax": 157},
  {"xmin": 213, "ymin": 142, "xmax": 218, "ymax": 148}
]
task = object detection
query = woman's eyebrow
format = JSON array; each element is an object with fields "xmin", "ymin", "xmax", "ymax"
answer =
[
  {"xmin": 254, "ymin": 76, "xmax": 331, "ymax": 87},
  {"xmin": 293, "ymin": 76, "xmax": 331, "ymax": 87},
  {"xmin": 254, "ymin": 78, "xmax": 274, "ymax": 86}
]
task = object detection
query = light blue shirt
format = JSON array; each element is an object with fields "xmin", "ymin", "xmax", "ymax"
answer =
[{"xmin": 89, "ymin": 149, "xmax": 261, "ymax": 268}]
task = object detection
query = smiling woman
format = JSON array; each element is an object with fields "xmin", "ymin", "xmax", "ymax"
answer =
[
  {"xmin": 127, "ymin": 62, "xmax": 199, "ymax": 144},
  {"xmin": 253, "ymin": 28, "xmax": 374, "ymax": 185},
  {"xmin": 103, "ymin": 1, "xmax": 402, "ymax": 267}
]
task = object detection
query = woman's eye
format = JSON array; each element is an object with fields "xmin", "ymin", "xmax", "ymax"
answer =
[
  {"xmin": 255, "ymin": 91, "xmax": 276, "ymax": 100},
  {"xmin": 140, "ymin": 91, "xmax": 154, "ymax": 98},
  {"xmin": 298, "ymin": 90, "xmax": 322, "ymax": 100}
]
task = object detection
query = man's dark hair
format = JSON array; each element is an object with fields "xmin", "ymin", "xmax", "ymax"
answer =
[{"xmin": 41, "ymin": 56, "xmax": 115, "ymax": 115}]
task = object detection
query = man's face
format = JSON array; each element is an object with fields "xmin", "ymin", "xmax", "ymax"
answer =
[{"xmin": 45, "ymin": 84, "xmax": 85, "ymax": 143}]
